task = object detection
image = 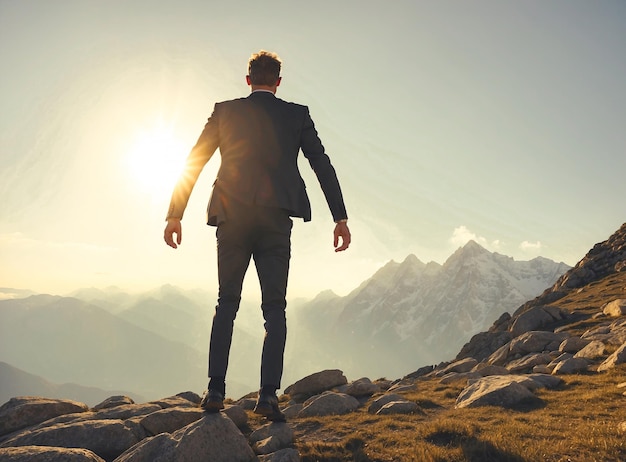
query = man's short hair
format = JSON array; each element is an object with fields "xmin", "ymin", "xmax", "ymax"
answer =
[{"xmin": 248, "ymin": 50, "xmax": 281, "ymax": 86}]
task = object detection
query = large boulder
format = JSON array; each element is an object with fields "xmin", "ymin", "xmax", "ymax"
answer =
[
  {"xmin": 298, "ymin": 392, "xmax": 359, "ymax": 417},
  {"xmin": 284, "ymin": 370, "xmax": 347, "ymax": 401},
  {"xmin": 509, "ymin": 331, "xmax": 569, "ymax": 355},
  {"xmin": 0, "ymin": 397, "xmax": 89, "ymax": 437},
  {"xmin": 510, "ymin": 306, "xmax": 565, "ymax": 336},
  {"xmin": 114, "ymin": 414, "xmax": 255, "ymax": 462}
]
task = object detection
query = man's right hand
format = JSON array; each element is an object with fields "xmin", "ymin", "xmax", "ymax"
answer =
[{"xmin": 164, "ymin": 218, "xmax": 182, "ymax": 249}]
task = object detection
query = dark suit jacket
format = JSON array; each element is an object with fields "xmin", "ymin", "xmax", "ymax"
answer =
[{"xmin": 167, "ymin": 91, "xmax": 348, "ymax": 225}]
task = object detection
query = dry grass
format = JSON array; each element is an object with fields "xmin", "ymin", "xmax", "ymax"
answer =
[{"xmin": 288, "ymin": 365, "xmax": 626, "ymax": 461}]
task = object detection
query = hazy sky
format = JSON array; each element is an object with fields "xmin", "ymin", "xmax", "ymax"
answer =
[{"xmin": 1, "ymin": 0, "xmax": 625, "ymax": 300}]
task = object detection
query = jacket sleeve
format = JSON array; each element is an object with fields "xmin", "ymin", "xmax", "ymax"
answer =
[
  {"xmin": 166, "ymin": 105, "xmax": 220, "ymax": 220},
  {"xmin": 299, "ymin": 107, "xmax": 348, "ymax": 222}
]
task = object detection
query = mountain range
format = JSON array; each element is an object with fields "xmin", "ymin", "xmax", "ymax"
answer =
[
  {"xmin": 0, "ymin": 241, "xmax": 569, "ymax": 401},
  {"xmin": 286, "ymin": 241, "xmax": 569, "ymax": 382}
]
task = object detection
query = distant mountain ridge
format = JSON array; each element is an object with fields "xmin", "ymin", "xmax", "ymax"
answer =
[
  {"xmin": 0, "ymin": 361, "xmax": 145, "ymax": 407},
  {"xmin": 287, "ymin": 240, "xmax": 570, "ymax": 382}
]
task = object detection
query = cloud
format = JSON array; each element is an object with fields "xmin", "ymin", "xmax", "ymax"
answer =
[
  {"xmin": 520, "ymin": 240, "xmax": 542, "ymax": 251},
  {"xmin": 450, "ymin": 225, "xmax": 488, "ymax": 247}
]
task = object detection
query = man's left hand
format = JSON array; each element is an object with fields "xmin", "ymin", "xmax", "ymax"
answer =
[{"xmin": 333, "ymin": 222, "xmax": 351, "ymax": 252}]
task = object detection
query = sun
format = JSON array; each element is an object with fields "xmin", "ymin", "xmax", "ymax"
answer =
[{"xmin": 125, "ymin": 126, "xmax": 188, "ymax": 195}]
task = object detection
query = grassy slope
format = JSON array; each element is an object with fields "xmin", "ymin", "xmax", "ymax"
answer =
[{"xmin": 262, "ymin": 272, "xmax": 626, "ymax": 462}]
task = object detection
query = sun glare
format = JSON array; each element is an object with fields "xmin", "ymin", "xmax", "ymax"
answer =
[{"xmin": 126, "ymin": 127, "xmax": 188, "ymax": 195}]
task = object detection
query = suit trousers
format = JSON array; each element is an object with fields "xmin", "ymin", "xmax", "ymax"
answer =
[{"xmin": 208, "ymin": 201, "xmax": 292, "ymax": 390}]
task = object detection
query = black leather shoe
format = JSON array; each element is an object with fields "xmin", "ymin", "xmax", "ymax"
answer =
[
  {"xmin": 200, "ymin": 389, "xmax": 224, "ymax": 413},
  {"xmin": 253, "ymin": 392, "xmax": 286, "ymax": 422}
]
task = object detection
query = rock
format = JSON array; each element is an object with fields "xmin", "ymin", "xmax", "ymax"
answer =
[
  {"xmin": 597, "ymin": 341, "xmax": 626, "ymax": 371},
  {"xmin": 403, "ymin": 365, "xmax": 434, "ymax": 379},
  {"xmin": 582, "ymin": 324, "xmax": 611, "ymax": 340},
  {"xmin": 114, "ymin": 414, "xmax": 255, "ymax": 462},
  {"xmin": 222, "ymin": 405, "xmax": 248, "ymax": 429},
  {"xmin": 249, "ymin": 423, "xmax": 294, "ymax": 455},
  {"xmin": 456, "ymin": 331, "xmax": 513, "ymax": 363},
  {"xmin": 551, "ymin": 358, "xmax": 590, "ymax": 375},
  {"xmin": 439, "ymin": 372, "xmax": 481, "ymax": 384},
  {"xmin": 436, "ymin": 358, "xmax": 478, "ymax": 376},
  {"xmin": 510, "ymin": 306, "xmax": 564, "ymax": 336},
  {"xmin": 367, "ymin": 393, "xmax": 404, "ymax": 414},
  {"xmin": 135, "ymin": 407, "xmax": 203, "ymax": 436},
  {"xmin": 603, "ymin": 299, "xmax": 626, "ymax": 317},
  {"xmin": 509, "ymin": 331, "xmax": 569, "ymax": 355},
  {"xmin": 92, "ymin": 396, "xmax": 134, "ymax": 411},
  {"xmin": 574, "ymin": 340, "xmax": 605, "ymax": 359},
  {"xmin": 298, "ymin": 392, "xmax": 359, "ymax": 417},
  {"xmin": 284, "ymin": 370, "xmax": 347, "ymax": 401},
  {"xmin": 533, "ymin": 365, "xmax": 552, "ymax": 374},
  {"xmin": 487, "ymin": 342, "xmax": 513, "ymax": 366},
  {"xmin": 344, "ymin": 378, "xmax": 380, "ymax": 397},
  {"xmin": 387, "ymin": 382, "xmax": 417, "ymax": 393},
  {"xmin": 559, "ymin": 337, "xmax": 590, "ymax": 353},
  {"xmin": 376, "ymin": 401, "xmax": 421, "ymax": 415},
  {"xmin": 473, "ymin": 364, "xmax": 510, "ymax": 376},
  {"xmin": 0, "ymin": 419, "xmax": 140, "ymax": 461},
  {"xmin": 235, "ymin": 398, "xmax": 257, "ymax": 411},
  {"xmin": 525, "ymin": 374, "xmax": 563, "ymax": 389},
  {"xmin": 0, "ymin": 446, "xmax": 105, "ymax": 461},
  {"xmin": 0, "ymin": 397, "xmax": 89, "ymax": 437},
  {"xmin": 149, "ymin": 395, "xmax": 198, "ymax": 409},
  {"xmin": 506, "ymin": 353, "xmax": 552, "ymax": 373},
  {"xmin": 455, "ymin": 376, "xmax": 542, "ymax": 409},
  {"xmin": 258, "ymin": 448, "xmax": 301, "ymax": 462},
  {"xmin": 174, "ymin": 391, "xmax": 201, "ymax": 405},
  {"xmin": 282, "ymin": 404, "xmax": 303, "ymax": 420},
  {"xmin": 467, "ymin": 374, "xmax": 560, "ymax": 391},
  {"xmin": 92, "ymin": 403, "xmax": 162, "ymax": 421}
]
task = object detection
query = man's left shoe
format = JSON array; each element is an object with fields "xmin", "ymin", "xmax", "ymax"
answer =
[
  {"xmin": 253, "ymin": 392, "xmax": 286, "ymax": 422},
  {"xmin": 199, "ymin": 389, "xmax": 224, "ymax": 413}
]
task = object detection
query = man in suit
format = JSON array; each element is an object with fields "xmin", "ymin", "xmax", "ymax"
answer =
[{"xmin": 163, "ymin": 50, "xmax": 350, "ymax": 421}]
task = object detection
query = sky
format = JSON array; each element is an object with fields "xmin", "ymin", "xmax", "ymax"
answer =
[{"xmin": 1, "ymin": 0, "xmax": 625, "ymax": 302}]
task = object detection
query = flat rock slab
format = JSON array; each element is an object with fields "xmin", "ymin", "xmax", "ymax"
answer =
[
  {"xmin": 456, "ymin": 376, "xmax": 543, "ymax": 409},
  {"xmin": 284, "ymin": 370, "xmax": 347, "ymax": 400},
  {"xmin": 0, "ymin": 397, "xmax": 89, "ymax": 437}
]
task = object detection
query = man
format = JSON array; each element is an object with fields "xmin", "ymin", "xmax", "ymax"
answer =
[{"xmin": 163, "ymin": 50, "xmax": 350, "ymax": 422}]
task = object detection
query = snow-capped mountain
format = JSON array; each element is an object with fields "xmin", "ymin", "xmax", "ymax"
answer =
[{"xmin": 287, "ymin": 240, "xmax": 570, "ymax": 381}]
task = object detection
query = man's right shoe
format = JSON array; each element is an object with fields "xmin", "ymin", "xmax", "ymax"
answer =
[
  {"xmin": 199, "ymin": 389, "xmax": 224, "ymax": 413},
  {"xmin": 253, "ymin": 392, "xmax": 286, "ymax": 422}
]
